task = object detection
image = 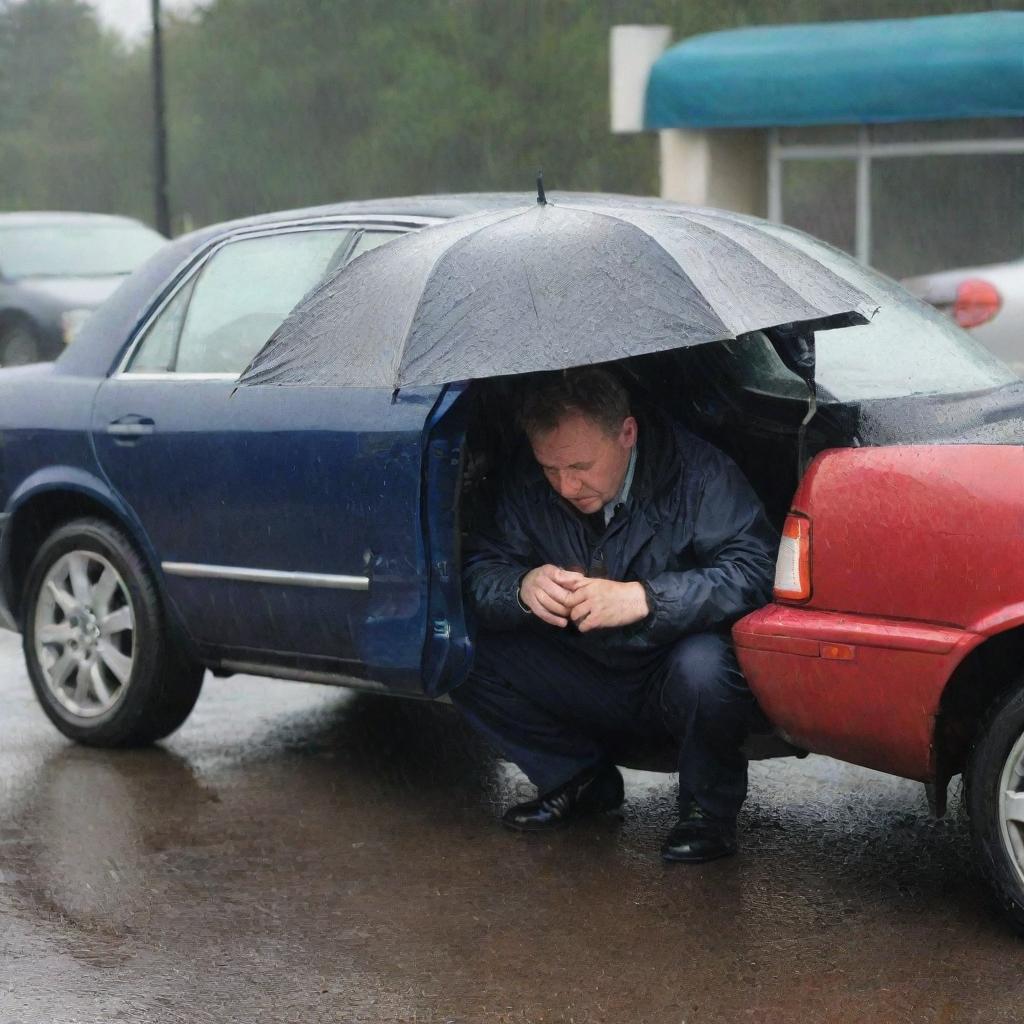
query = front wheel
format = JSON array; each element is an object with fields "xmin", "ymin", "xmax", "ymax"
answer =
[
  {"xmin": 967, "ymin": 682, "xmax": 1024, "ymax": 933},
  {"xmin": 22, "ymin": 518, "xmax": 204, "ymax": 747}
]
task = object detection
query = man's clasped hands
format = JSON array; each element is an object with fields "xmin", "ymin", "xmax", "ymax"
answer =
[{"xmin": 519, "ymin": 564, "xmax": 650, "ymax": 632}]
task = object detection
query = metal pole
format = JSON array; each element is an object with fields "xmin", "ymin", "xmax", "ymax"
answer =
[
  {"xmin": 767, "ymin": 128, "xmax": 782, "ymax": 223},
  {"xmin": 855, "ymin": 125, "xmax": 871, "ymax": 266},
  {"xmin": 150, "ymin": 0, "xmax": 171, "ymax": 236}
]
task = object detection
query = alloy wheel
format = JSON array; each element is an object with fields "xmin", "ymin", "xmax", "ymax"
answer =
[
  {"xmin": 33, "ymin": 550, "xmax": 136, "ymax": 718},
  {"xmin": 998, "ymin": 729, "xmax": 1024, "ymax": 887}
]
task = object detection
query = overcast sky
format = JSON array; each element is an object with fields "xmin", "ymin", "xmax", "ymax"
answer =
[{"xmin": 88, "ymin": 0, "xmax": 205, "ymax": 41}]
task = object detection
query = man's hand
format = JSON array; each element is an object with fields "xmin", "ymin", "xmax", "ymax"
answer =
[
  {"xmin": 564, "ymin": 579, "xmax": 649, "ymax": 632},
  {"xmin": 519, "ymin": 565, "xmax": 586, "ymax": 627}
]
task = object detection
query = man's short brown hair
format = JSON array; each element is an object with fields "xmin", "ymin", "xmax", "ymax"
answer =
[{"xmin": 518, "ymin": 366, "xmax": 631, "ymax": 439}]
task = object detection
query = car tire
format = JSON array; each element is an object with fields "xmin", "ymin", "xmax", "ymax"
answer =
[
  {"xmin": 21, "ymin": 517, "xmax": 204, "ymax": 747},
  {"xmin": 967, "ymin": 682, "xmax": 1024, "ymax": 933},
  {"xmin": 0, "ymin": 320, "xmax": 41, "ymax": 366}
]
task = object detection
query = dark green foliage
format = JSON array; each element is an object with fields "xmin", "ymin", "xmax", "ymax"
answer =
[
  {"xmin": 0, "ymin": 0, "xmax": 1018, "ymax": 231},
  {"xmin": 0, "ymin": 0, "xmax": 153, "ymax": 217}
]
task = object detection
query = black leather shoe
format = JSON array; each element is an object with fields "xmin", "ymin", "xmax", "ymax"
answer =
[
  {"xmin": 502, "ymin": 764, "xmax": 624, "ymax": 832},
  {"xmin": 661, "ymin": 802, "xmax": 737, "ymax": 863}
]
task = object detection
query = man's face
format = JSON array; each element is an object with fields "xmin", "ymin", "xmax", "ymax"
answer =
[{"xmin": 530, "ymin": 410, "xmax": 637, "ymax": 514}]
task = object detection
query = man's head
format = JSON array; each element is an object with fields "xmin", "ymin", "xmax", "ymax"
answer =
[{"xmin": 518, "ymin": 367, "xmax": 637, "ymax": 514}]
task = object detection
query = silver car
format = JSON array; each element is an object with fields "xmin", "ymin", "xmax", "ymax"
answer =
[
  {"xmin": 0, "ymin": 212, "xmax": 167, "ymax": 367},
  {"xmin": 903, "ymin": 259, "xmax": 1024, "ymax": 375}
]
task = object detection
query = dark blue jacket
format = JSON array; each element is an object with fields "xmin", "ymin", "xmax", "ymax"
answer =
[{"xmin": 463, "ymin": 412, "xmax": 778, "ymax": 668}]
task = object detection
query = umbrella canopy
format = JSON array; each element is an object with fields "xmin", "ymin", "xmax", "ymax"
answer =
[{"xmin": 238, "ymin": 198, "xmax": 876, "ymax": 390}]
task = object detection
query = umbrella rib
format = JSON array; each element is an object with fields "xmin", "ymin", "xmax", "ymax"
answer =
[
  {"xmin": 664, "ymin": 215, "xmax": 815, "ymax": 327},
  {"xmin": 523, "ymin": 265, "xmax": 542, "ymax": 326},
  {"xmin": 574, "ymin": 201, "xmax": 865, "ymax": 332},
  {"xmin": 390, "ymin": 205, "xmax": 541, "ymax": 389},
  {"xmin": 556, "ymin": 202, "xmax": 727, "ymax": 326},
  {"xmin": 680, "ymin": 211, "xmax": 875, "ymax": 323}
]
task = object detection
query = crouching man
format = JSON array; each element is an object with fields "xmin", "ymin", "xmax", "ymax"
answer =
[{"xmin": 452, "ymin": 367, "xmax": 777, "ymax": 862}]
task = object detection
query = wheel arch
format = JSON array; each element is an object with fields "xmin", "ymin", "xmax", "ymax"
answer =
[
  {"xmin": 934, "ymin": 625, "xmax": 1024, "ymax": 787},
  {"xmin": 0, "ymin": 307, "xmax": 38, "ymax": 331},
  {"xmin": 3, "ymin": 472, "xmax": 184, "ymax": 645},
  {"xmin": 0, "ymin": 307, "xmax": 47, "ymax": 359}
]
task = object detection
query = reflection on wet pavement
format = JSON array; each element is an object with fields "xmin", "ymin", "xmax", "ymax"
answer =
[{"xmin": 0, "ymin": 628, "xmax": 1020, "ymax": 1023}]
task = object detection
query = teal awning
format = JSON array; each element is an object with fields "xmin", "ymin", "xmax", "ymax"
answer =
[{"xmin": 644, "ymin": 12, "xmax": 1024, "ymax": 130}]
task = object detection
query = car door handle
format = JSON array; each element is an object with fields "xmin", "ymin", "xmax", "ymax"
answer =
[{"xmin": 106, "ymin": 415, "xmax": 155, "ymax": 440}]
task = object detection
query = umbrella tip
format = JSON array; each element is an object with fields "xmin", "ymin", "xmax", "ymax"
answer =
[{"xmin": 536, "ymin": 170, "xmax": 547, "ymax": 205}]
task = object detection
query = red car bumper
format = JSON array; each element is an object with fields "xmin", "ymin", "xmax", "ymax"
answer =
[{"xmin": 733, "ymin": 604, "xmax": 980, "ymax": 781}]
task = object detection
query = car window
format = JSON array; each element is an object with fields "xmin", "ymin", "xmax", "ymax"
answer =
[
  {"xmin": 128, "ymin": 277, "xmax": 197, "ymax": 373},
  {"xmin": 128, "ymin": 227, "xmax": 355, "ymax": 375},
  {"xmin": 174, "ymin": 229, "xmax": 356, "ymax": 374},
  {"xmin": 0, "ymin": 221, "xmax": 165, "ymax": 279},
  {"xmin": 741, "ymin": 224, "xmax": 1020, "ymax": 402}
]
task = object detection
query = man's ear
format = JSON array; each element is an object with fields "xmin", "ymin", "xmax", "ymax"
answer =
[{"xmin": 619, "ymin": 415, "xmax": 638, "ymax": 448}]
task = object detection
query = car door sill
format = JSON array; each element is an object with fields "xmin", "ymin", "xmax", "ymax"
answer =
[{"xmin": 216, "ymin": 659, "xmax": 446, "ymax": 700}]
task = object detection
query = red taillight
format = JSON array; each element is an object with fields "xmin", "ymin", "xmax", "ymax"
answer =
[
  {"xmin": 953, "ymin": 278, "xmax": 1001, "ymax": 329},
  {"xmin": 774, "ymin": 514, "xmax": 811, "ymax": 602}
]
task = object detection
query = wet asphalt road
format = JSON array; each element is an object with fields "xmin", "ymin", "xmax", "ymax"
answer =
[{"xmin": 1, "ymin": 627, "xmax": 1022, "ymax": 1024}]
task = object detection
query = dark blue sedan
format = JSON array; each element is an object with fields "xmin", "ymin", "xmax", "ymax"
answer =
[
  {"xmin": 0, "ymin": 195, "xmax": 527, "ymax": 744},
  {"xmin": 0, "ymin": 192, "xmax": 1019, "ymax": 750}
]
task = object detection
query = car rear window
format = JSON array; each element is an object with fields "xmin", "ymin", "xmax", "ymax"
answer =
[{"xmin": 734, "ymin": 225, "xmax": 1020, "ymax": 402}]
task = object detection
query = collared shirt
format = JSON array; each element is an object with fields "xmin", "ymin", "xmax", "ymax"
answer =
[{"xmin": 603, "ymin": 442, "xmax": 637, "ymax": 525}]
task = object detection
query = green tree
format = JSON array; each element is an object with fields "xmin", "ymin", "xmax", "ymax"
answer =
[
  {"xmin": 1, "ymin": 0, "xmax": 1020, "ymax": 230},
  {"xmin": 0, "ymin": 0, "xmax": 153, "ymax": 218}
]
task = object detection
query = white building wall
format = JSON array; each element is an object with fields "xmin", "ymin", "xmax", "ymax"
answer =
[
  {"xmin": 609, "ymin": 25, "xmax": 672, "ymax": 133},
  {"xmin": 659, "ymin": 129, "xmax": 768, "ymax": 216},
  {"xmin": 609, "ymin": 25, "xmax": 768, "ymax": 216}
]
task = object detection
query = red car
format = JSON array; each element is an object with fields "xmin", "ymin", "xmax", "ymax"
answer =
[{"xmin": 731, "ymin": 229, "xmax": 1024, "ymax": 931}]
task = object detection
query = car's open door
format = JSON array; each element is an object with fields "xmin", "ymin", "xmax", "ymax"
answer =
[
  {"xmin": 418, "ymin": 384, "xmax": 474, "ymax": 698},
  {"xmin": 94, "ymin": 376, "xmax": 459, "ymax": 694},
  {"xmin": 331, "ymin": 382, "xmax": 473, "ymax": 698}
]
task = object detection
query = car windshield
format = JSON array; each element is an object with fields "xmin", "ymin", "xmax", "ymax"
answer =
[
  {"xmin": 0, "ymin": 221, "xmax": 166, "ymax": 279},
  {"xmin": 732, "ymin": 224, "xmax": 1020, "ymax": 403}
]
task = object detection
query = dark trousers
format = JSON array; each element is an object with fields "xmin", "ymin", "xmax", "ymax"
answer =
[{"xmin": 451, "ymin": 628, "xmax": 758, "ymax": 820}]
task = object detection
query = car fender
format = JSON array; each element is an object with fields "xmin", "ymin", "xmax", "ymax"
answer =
[
  {"xmin": 1, "ymin": 466, "xmax": 186, "ymax": 642},
  {"xmin": 7, "ymin": 464, "xmax": 137, "ymax": 524}
]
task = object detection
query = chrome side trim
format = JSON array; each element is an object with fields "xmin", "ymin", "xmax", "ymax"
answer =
[
  {"xmin": 162, "ymin": 562, "xmax": 370, "ymax": 591},
  {"xmin": 114, "ymin": 372, "xmax": 239, "ymax": 383}
]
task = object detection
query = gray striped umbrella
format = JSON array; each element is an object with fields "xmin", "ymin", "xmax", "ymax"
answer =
[{"xmin": 238, "ymin": 197, "xmax": 875, "ymax": 390}]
